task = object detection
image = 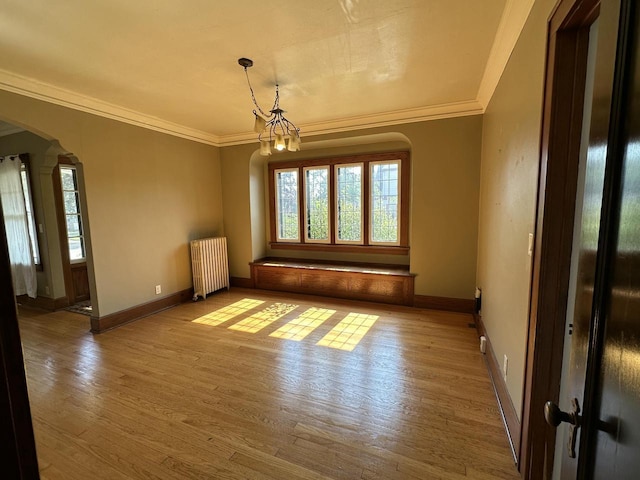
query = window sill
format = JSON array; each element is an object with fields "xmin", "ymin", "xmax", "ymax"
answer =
[{"xmin": 269, "ymin": 242, "xmax": 409, "ymax": 255}]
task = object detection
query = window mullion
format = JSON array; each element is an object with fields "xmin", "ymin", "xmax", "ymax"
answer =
[
  {"xmin": 299, "ymin": 167, "xmax": 305, "ymax": 244},
  {"xmin": 363, "ymin": 160, "xmax": 370, "ymax": 246},
  {"xmin": 329, "ymin": 165, "xmax": 338, "ymax": 244}
]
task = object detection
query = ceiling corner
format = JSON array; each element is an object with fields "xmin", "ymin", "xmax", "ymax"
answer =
[{"xmin": 476, "ymin": 0, "xmax": 536, "ymax": 109}]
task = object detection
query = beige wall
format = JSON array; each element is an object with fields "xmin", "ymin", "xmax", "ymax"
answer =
[
  {"xmin": 221, "ymin": 115, "xmax": 482, "ymax": 299},
  {"xmin": 0, "ymin": 90, "xmax": 223, "ymax": 317},
  {"xmin": 477, "ymin": 0, "xmax": 557, "ymax": 418}
]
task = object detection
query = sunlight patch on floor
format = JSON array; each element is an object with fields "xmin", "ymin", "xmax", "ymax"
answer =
[
  {"xmin": 228, "ymin": 303, "xmax": 298, "ymax": 333},
  {"xmin": 316, "ymin": 312, "xmax": 379, "ymax": 351},
  {"xmin": 192, "ymin": 298, "xmax": 265, "ymax": 326},
  {"xmin": 269, "ymin": 307, "xmax": 336, "ymax": 341}
]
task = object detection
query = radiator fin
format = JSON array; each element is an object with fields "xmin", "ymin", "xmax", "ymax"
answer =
[{"xmin": 190, "ymin": 237, "xmax": 229, "ymax": 300}]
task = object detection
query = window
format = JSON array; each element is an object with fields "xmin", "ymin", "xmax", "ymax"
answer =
[
  {"xmin": 275, "ymin": 168, "xmax": 299, "ymax": 242},
  {"xmin": 269, "ymin": 152, "xmax": 409, "ymax": 253},
  {"xmin": 303, "ymin": 166, "xmax": 329, "ymax": 243},
  {"xmin": 336, "ymin": 163, "xmax": 363, "ymax": 244},
  {"xmin": 370, "ymin": 160, "xmax": 400, "ymax": 245},
  {"xmin": 19, "ymin": 159, "xmax": 41, "ymax": 266},
  {"xmin": 59, "ymin": 166, "xmax": 86, "ymax": 262}
]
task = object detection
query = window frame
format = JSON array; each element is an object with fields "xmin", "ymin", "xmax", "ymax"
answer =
[
  {"xmin": 18, "ymin": 154, "xmax": 43, "ymax": 270},
  {"xmin": 274, "ymin": 167, "xmax": 301, "ymax": 243},
  {"xmin": 268, "ymin": 151, "xmax": 410, "ymax": 255},
  {"xmin": 58, "ymin": 165, "xmax": 86, "ymax": 264},
  {"xmin": 369, "ymin": 159, "xmax": 402, "ymax": 246},
  {"xmin": 302, "ymin": 165, "xmax": 331, "ymax": 244},
  {"xmin": 334, "ymin": 162, "xmax": 364, "ymax": 246}
]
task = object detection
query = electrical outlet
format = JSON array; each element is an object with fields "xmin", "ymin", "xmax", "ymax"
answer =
[
  {"xmin": 528, "ymin": 233, "xmax": 534, "ymax": 256},
  {"xmin": 45, "ymin": 286, "xmax": 50, "ymax": 295},
  {"xmin": 155, "ymin": 285, "xmax": 161, "ymax": 295},
  {"xmin": 503, "ymin": 354, "xmax": 509, "ymax": 380}
]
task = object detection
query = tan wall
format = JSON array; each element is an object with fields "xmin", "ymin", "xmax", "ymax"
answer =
[
  {"xmin": 0, "ymin": 90, "xmax": 223, "ymax": 317},
  {"xmin": 220, "ymin": 143, "xmax": 255, "ymax": 280},
  {"xmin": 477, "ymin": 0, "xmax": 557, "ymax": 418},
  {"xmin": 221, "ymin": 115, "xmax": 482, "ymax": 299}
]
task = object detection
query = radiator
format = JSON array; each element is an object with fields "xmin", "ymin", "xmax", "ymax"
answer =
[{"xmin": 190, "ymin": 237, "xmax": 230, "ymax": 301}]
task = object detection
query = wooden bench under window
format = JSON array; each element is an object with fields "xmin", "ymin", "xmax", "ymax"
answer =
[{"xmin": 249, "ymin": 258, "xmax": 415, "ymax": 306}]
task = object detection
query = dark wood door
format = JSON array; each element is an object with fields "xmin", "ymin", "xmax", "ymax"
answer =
[
  {"xmin": 53, "ymin": 158, "xmax": 89, "ymax": 305},
  {"xmin": 0, "ymin": 197, "xmax": 40, "ymax": 477},
  {"xmin": 555, "ymin": 0, "xmax": 640, "ymax": 477},
  {"xmin": 585, "ymin": 1, "xmax": 640, "ymax": 475}
]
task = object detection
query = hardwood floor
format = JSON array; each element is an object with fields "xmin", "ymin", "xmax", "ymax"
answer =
[{"xmin": 19, "ymin": 289, "xmax": 519, "ymax": 479}]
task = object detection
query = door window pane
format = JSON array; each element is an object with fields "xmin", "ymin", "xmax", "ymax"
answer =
[
  {"xmin": 65, "ymin": 215, "xmax": 81, "ymax": 237},
  {"xmin": 64, "ymin": 191, "xmax": 79, "ymax": 214},
  {"xmin": 60, "ymin": 166, "xmax": 85, "ymax": 261},
  {"xmin": 68, "ymin": 237, "xmax": 85, "ymax": 261},
  {"xmin": 61, "ymin": 168, "xmax": 76, "ymax": 190}
]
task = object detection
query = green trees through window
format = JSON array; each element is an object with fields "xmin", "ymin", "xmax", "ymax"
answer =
[{"xmin": 270, "ymin": 152, "xmax": 408, "ymax": 250}]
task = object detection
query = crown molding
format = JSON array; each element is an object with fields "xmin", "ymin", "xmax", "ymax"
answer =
[
  {"xmin": 217, "ymin": 100, "xmax": 485, "ymax": 147},
  {"xmin": 476, "ymin": 0, "xmax": 536, "ymax": 109},
  {"xmin": 0, "ymin": 69, "xmax": 220, "ymax": 146},
  {"xmin": 1, "ymin": 69, "xmax": 489, "ymax": 149}
]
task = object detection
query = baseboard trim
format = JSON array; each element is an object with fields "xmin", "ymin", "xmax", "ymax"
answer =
[
  {"xmin": 474, "ymin": 313, "xmax": 520, "ymax": 465},
  {"xmin": 90, "ymin": 288, "xmax": 193, "ymax": 334},
  {"xmin": 230, "ymin": 276, "xmax": 254, "ymax": 288},
  {"xmin": 16, "ymin": 295, "xmax": 69, "ymax": 311},
  {"xmin": 413, "ymin": 295, "xmax": 475, "ymax": 313}
]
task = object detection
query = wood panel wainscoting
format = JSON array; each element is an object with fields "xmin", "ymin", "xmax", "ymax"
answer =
[
  {"xmin": 250, "ymin": 258, "xmax": 415, "ymax": 306},
  {"xmin": 70, "ymin": 262, "xmax": 91, "ymax": 302},
  {"xmin": 474, "ymin": 313, "xmax": 521, "ymax": 463},
  {"xmin": 18, "ymin": 288, "xmax": 519, "ymax": 479}
]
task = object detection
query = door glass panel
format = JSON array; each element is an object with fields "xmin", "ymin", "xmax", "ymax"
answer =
[
  {"xmin": 61, "ymin": 168, "xmax": 76, "ymax": 190},
  {"xmin": 68, "ymin": 237, "xmax": 85, "ymax": 261},
  {"xmin": 60, "ymin": 166, "xmax": 85, "ymax": 261},
  {"xmin": 65, "ymin": 215, "xmax": 81, "ymax": 238},
  {"xmin": 63, "ymin": 191, "xmax": 79, "ymax": 214}
]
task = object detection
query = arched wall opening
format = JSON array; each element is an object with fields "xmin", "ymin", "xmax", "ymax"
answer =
[{"xmin": 0, "ymin": 118, "xmax": 97, "ymax": 317}]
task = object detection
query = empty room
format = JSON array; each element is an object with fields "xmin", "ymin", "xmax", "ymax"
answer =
[{"xmin": 2, "ymin": 1, "xmax": 638, "ymax": 479}]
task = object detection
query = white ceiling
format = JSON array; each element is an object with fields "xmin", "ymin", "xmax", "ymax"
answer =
[{"xmin": 0, "ymin": 0, "xmax": 534, "ymax": 146}]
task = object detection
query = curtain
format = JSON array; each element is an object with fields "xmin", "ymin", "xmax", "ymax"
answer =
[{"xmin": 0, "ymin": 156, "xmax": 37, "ymax": 298}]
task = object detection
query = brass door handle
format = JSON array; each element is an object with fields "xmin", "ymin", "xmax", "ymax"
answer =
[{"xmin": 544, "ymin": 398, "xmax": 582, "ymax": 458}]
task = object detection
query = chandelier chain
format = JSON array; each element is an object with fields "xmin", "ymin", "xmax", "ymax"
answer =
[{"xmin": 243, "ymin": 67, "xmax": 271, "ymax": 119}]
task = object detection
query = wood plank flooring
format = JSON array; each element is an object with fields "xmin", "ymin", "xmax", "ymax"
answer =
[{"xmin": 18, "ymin": 288, "xmax": 519, "ymax": 479}]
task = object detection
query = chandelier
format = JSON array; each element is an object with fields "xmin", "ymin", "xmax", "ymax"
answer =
[{"xmin": 238, "ymin": 58, "xmax": 301, "ymax": 156}]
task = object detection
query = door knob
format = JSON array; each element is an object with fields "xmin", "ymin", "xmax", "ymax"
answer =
[{"xmin": 544, "ymin": 398, "xmax": 581, "ymax": 458}]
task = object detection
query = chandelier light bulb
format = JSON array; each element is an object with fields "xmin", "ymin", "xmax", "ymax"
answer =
[{"xmin": 274, "ymin": 133, "xmax": 286, "ymax": 151}]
